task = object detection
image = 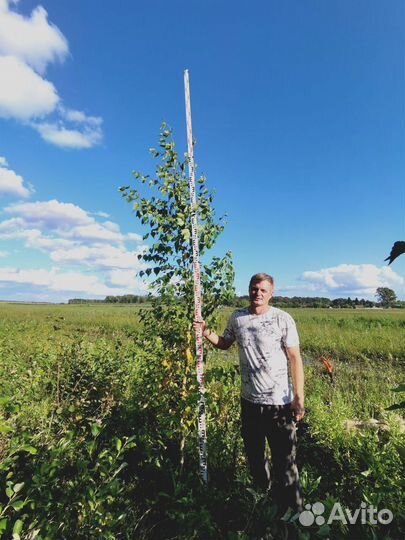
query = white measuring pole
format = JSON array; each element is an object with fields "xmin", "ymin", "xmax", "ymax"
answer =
[{"xmin": 184, "ymin": 69, "xmax": 208, "ymax": 483}]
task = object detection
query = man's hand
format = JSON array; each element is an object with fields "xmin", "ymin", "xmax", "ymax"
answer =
[
  {"xmin": 287, "ymin": 346, "xmax": 305, "ymax": 421},
  {"xmin": 291, "ymin": 395, "xmax": 305, "ymax": 422},
  {"xmin": 193, "ymin": 319, "xmax": 210, "ymax": 337},
  {"xmin": 193, "ymin": 320, "xmax": 231, "ymax": 350}
]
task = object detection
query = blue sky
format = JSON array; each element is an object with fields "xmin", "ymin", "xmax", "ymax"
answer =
[{"xmin": 0, "ymin": 0, "xmax": 404, "ymax": 302}]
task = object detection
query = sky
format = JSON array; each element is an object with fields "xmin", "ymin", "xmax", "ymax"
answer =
[{"xmin": 0, "ymin": 0, "xmax": 404, "ymax": 302}]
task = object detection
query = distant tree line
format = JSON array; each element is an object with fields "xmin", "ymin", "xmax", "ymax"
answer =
[
  {"xmin": 68, "ymin": 288, "xmax": 404, "ymax": 308},
  {"xmin": 105, "ymin": 295, "xmax": 149, "ymax": 303},
  {"xmin": 230, "ymin": 293, "xmax": 405, "ymax": 309},
  {"xmin": 68, "ymin": 295, "xmax": 148, "ymax": 304}
]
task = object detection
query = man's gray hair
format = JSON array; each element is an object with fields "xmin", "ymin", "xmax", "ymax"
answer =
[{"xmin": 249, "ymin": 273, "xmax": 274, "ymax": 290}]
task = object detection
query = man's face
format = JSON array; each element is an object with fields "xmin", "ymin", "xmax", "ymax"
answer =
[{"xmin": 249, "ymin": 280, "xmax": 273, "ymax": 308}]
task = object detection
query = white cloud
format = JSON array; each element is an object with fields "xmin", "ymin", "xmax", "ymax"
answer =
[
  {"xmin": 0, "ymin": 266, "xmax": 146, "ymax": 297},
  {"xmin": 299, "ymin": 263, "xmax": 405, "ymax": 297},
  {"xmin": 5, "ymin": 199, "xmax": 92, "ymax": 229},
  {"xmin": 2, "ymin": 199, "xmax": 145, "ymax": 249},
  {"xmin": 107, "ymin": 269, "xmax": 148, "ymax": 289},
  {"xmin": 59, "ymin": 106, "xmax": 102, "ymax": 127},
  {"xmin": 69, "ymin": 223, "xmax": 123, "ymax": 243},
  {"xmin": 50, "ymin": 244, "xmax": 146, "ymax": 270},
  {"xmin": 0, "ymin": 157, "xmax": 33, "ymax": 197},
  {"xmin": 0, "ymin": 217, "xmax": 26, "ymax": 234},
  {"xmin": 0, "ymin": 250, "xmax": 7, "ymax": 257},
  {"xmin": 0, "ymin": 55, "xmax": 59, "ymax": 120},
  {"xmin": 0, "ymin": 266, "xmax": 51, "ymax": 286},
  {"xmin": 25, "ymin": 231, "xmax": 76, "ymax": 251},
  {"xmin": 93, "ymin": 211, "xmax": 110, "ymax": 218},
  {"xmin": 0, "ymin": 223, "xmax": 77, "ymax": 253},
  {"xmin": 102, "ymin": 221, "xmax": 120, "ymax": 232},
  {"xmin": 50, "ymin": 271, "xmax": 117, "ymax": 295},
  {"xmin": 0, "ymin": 196, "xmax": 148, "ymax": 301},
  {"xmin": 0, "ymin": 1, "xmax": 102, "ymax": 148},
  {"xmin": 127, "ymin": 232, "xmax": 143, "ymax": 242},
  {"xmin": 0, "ymin": 1, "xmax": 68, "ymax": 73},
  {"xmin": 33, "ymin": 120, "xmax": 103, "ymax": 149},
  {"xmin": 90, "ymin": 246, "xmax": 147, "ymax": 270}
]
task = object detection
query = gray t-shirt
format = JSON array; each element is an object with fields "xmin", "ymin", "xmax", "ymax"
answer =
[{"xmin": 223, "ymin": 307, "xmax": 300, "ymax": 405}]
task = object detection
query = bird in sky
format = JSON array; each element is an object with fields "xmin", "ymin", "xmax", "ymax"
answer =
[{"xmin": 384, "ymin": 241, "xmax": 405, "ymax": 265}]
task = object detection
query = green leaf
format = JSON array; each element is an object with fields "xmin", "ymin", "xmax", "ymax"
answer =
[
  {"xmin": 91, "ymin": 423, "xmax": 102, "ymax": 437},
  {"xmin": 87, "ymin": 440, "xmax": 96, "ymax": 457},
  {"xmin": 13, "ymin": 483, "xmax": 24, "ymax": 493},
  {"xmin": 12, "ymin": 519, "xmax": 23, "ymax": 535},
  {"xmin": 0, "ymin": 423, "xmax": 13, "ymax": 433},
  {"xmin": 0, "ymin": 518, "xmax": 8, "ymax": 532},
  {"xmin": 11, "ymin": 500, "xmax": 25, "ymax": 511},
  {"xmin": 20, "ymin": 445, "xmax": 37, "ymax": 455},
  {"xmin": 116, "ymin": 438, "xmax": 122, "ymax": 452}
]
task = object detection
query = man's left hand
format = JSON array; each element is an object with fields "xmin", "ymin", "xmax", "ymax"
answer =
[{"xmin": 291, "ymin": 396, "xmax": 305, "ymax": 421}]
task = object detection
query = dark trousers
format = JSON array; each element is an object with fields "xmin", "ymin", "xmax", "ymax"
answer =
[{"xmin": 241, "ymin": 398, "xmax": 303, "ymax": 513}]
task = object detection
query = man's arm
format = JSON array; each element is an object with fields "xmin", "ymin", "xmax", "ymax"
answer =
[
  {"xmin": 193, "ymin": 320, "xmax": 234, "ymax": 350},
  {"xmin": 287, "ymin": 345, "xmax": 305, "ymax": 421},
  {"xmin": 203, "ymin": 327, "xmax": 233, "ymax": 350}
]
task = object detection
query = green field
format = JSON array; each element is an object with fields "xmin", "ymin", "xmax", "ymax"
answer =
[{"xmin": 1, "ymin": 304, "xmax": 404, "ymax": 539}]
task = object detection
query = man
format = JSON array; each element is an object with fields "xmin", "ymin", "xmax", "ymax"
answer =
[{"xmin": 195, "ymin": 273, "xmax": 304, "ymax": 513}]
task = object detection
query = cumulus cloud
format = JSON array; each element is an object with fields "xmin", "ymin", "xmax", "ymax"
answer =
[
  {"xmin": 0, "ymin": 55, "xmax": 59, "ymax": 120},
  {"xmin": 69, "ymin": 223, "xmax": 123, "ymax": 243},
  {"xmin": 3, "ymin": 199, "xmax": 143, "ymax": 249},
  {"xmin": 50, "ymin": 244, "xmax": 146, "ymax": 270},
  {"xmin": 0, "ymin": 217, "xmax": 34, "ymax": 237},
  {"xmin": 299, "ymin": 263, "xmax": 405, "ymax": 297},
  {"xmin": 0, "ymin": 196, "xmax": 148, "ymax": 299},
  {"xmin": 0, "ymin": 198, "xmax": 146, "ymax": 272},
  {"xmin": 0, "ymin": 157, "xmax": 33, "ymax": 197},
  {"xmin": 0, "ymin": 266, "xmax": 145, "ymax": 297},
  {"xmin": 33, "ymin": 120, "xmax": 103, "ymax": 149},
  {"xmin": 0, "ymin": 1, "xmax": 102, "ymax": 148},
  {"xmin": 0, "ymin": 266, "xmax": 51, "ymax": 287},
  {"xmin": 5, "ymin": 199, "xmax": 92, "ymax": 229},
  {"xmin": 0, "ymin": 217, "xmax": 25, "ymax": 234},
  {"xmin": 0, "ymin": 221, "xmax": 78, "ymax": 254},
  {"xmin": 102, "ymin": 221, "xmax": 120, "ymax": 232},
  {"xmin": 126, "ymin": 232, "xmax": 143, "ymax": 242},
  {"xmin": 25, "ymin": 232, "xmax": 75, "ymax": 251},
  {"xmin": 107, "ymin": 269, "xmax": 148, "ymax": 289},
  {"xmin": 0, "ymin": 0, "xmax": 68, "ymax": 73},
  {"xmin": 59, "ymin": 106, "xmax": 102, "ymax": 127}
]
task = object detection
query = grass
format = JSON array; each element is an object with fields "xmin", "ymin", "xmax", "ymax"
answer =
[{"xmin": 0, "ymin": 303, "xmax": 404, "ymax": 539}]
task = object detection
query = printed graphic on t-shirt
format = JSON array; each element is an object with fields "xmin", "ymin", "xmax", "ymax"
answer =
[{"xmin": 223, "ymin": 307, "xmax": 299, "ymax": 405}]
